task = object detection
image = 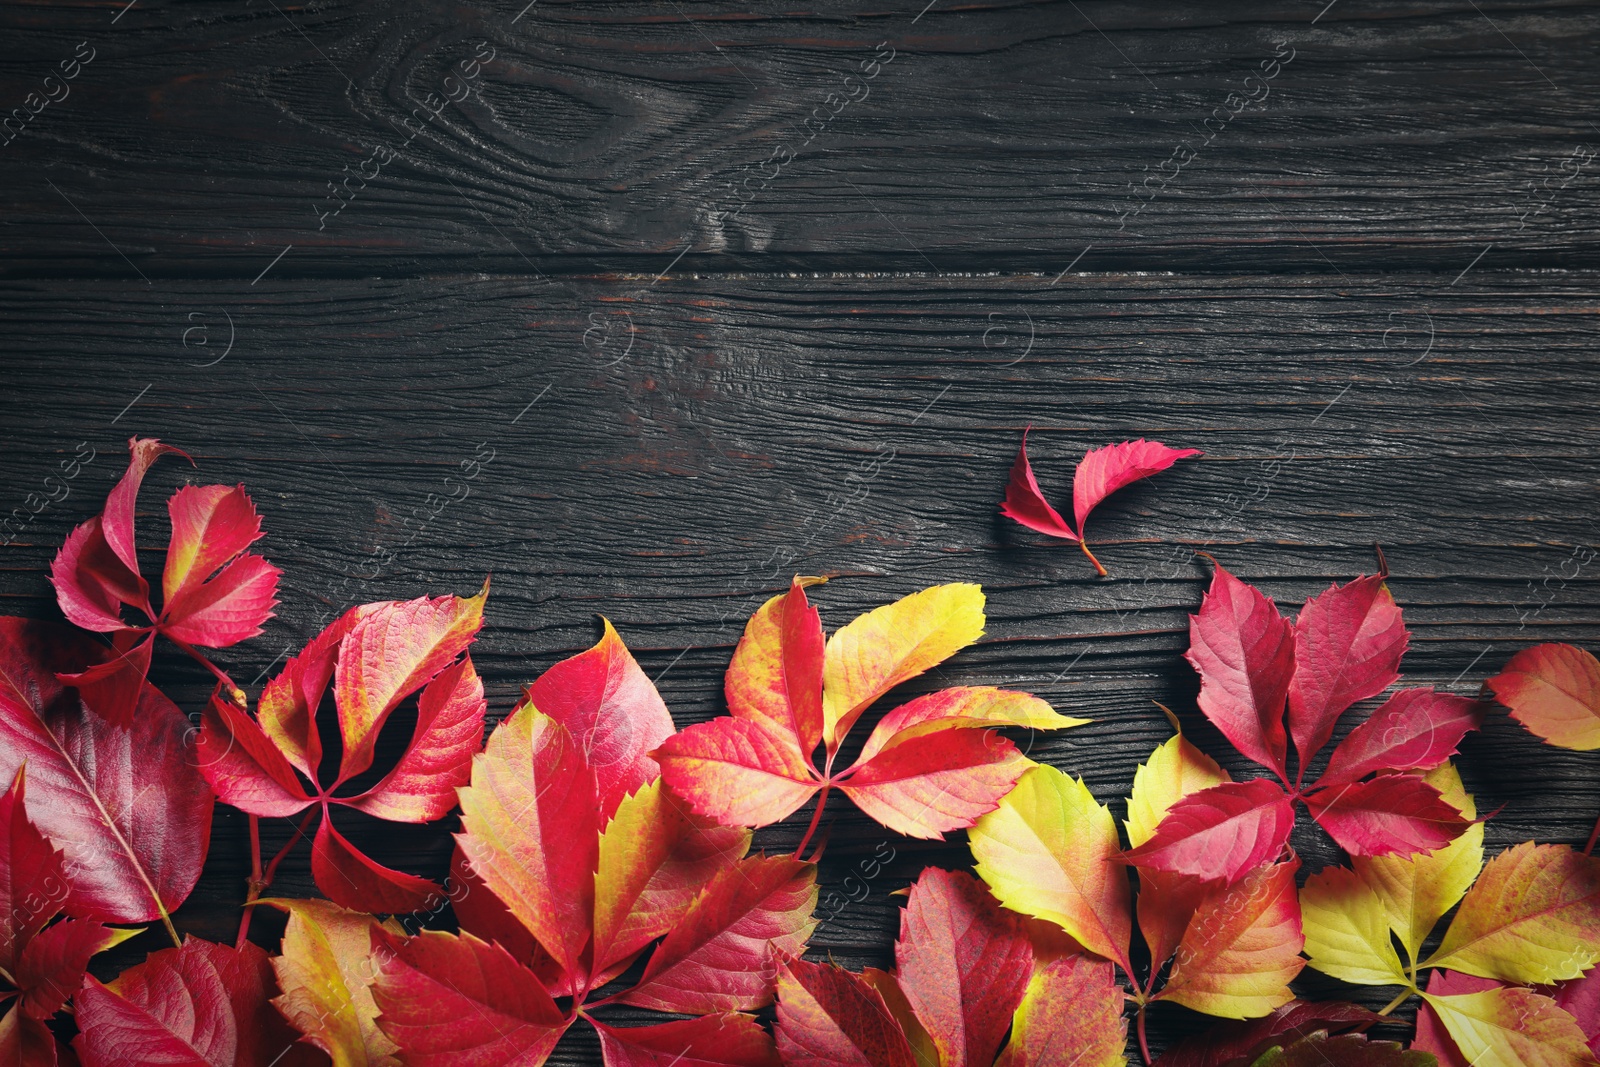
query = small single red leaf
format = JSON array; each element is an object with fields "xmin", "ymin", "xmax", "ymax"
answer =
[
  {"xmin": 197, "ymin": 691, "xmax": 315, "ymax": 819},
  {"xmin": 15, "ymin": 919, "xmax": 135, "ymax": 1020},
  {"xmin": 524, "ymin": 618, "xmax": 677, "ymax": 821},
  {"xmin": 1072, "ymin": 438, "xmax": 1203, "ymax": 536},
  {"xmin": 1318, "ymin": 688, "xmax": 1485, "ymax": 787},
  {"xmin": 592, "ymin": 1015, "xmax": 779, "ymax": 1067},
  {"xmin": 1487, "ymin": 643, "xmax": 1600, "ymax": 751},
  {"xmin": 0, "ymin": 768, "xmax": 66, "ymax": 975},
  {"xmin": 775, "ymin": 959, "xmax": 918, "ymax": 1067},
  {"xmin": 653, "ymin": 716, "xmax": 820, "ymax": 828},
  {"xmin": 999, "ymin": 430, "xmax": 1078, "ymax": 541},
  {"xmin": 1124, "ymin": 779, "xmax": 1295, "ymax": 885},
  {"xmin": 725, "ymin": 578, "xmax": 826, "ymax": 763},
  {"xmin": 55, "ymin": 630, "xmax": 154, "ymax": 728},
  {"xmin": 839, "ymin": 729, "xmax": 1027, "ymax": 840},
  {"xmin": 1305, "ymin": 775, "xmax": 1469, "ymax": 857},
  {"xmin": 312, "ymin": 815, "xmax": 439, "ymax": 914},
  {"xmin": 370, "ymin": 928, "xmax": 569, "ymax": 1067},
  {"xmin": 619, "ymin": 855, "xmax": 818, "ymax": 1015},
  {"xmin": 1185, "ymin": 563, "xmax": 1294, "ymax": 777},
  {"xmin": 895, "ymin": 868, "xmax": 1032, "ymax": 1067},
  {"xmin": 1287, "ymin": 575, "xmax": 1409, "ymax": 766}
]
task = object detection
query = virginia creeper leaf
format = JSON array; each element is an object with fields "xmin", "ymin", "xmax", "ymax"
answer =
[
  {"xmin": 456, "ymin": 702, "xmax": 599, "ymax": 978},
  {"xmin": 1419, "ymin": 979, "xmax": 1597, "ymax": 1067},
  {"xmin": 524, "ymin": 617, "xmax": 677, "ymax": 820},
  {"xmin": 860, "ymin": 969, "xmax": 940, "ymax": 1067},
  {"xmin": 265, "ymin": 899, "xmax": 402, "ymax": 1067},
  {"xmin": 895, "ymin": 868, "xmax": 1031, "ymax": 1067},
  {"xmin": 0, "ymin": 768, "xmax": 66, "ymax": 975},
  {"xmin": 311, "ymin": 815, "xmax": 439, "ymax": 914},
  {"xmin": 1185, "ymin": 563, "xmax": 1293, "ymax": 777},
  {"xmin": 854, "ymin": 687, "xmax": 1086, "ymax": 764},
  {"xmin": 968, "ymin": 763, "xmax": 1134, "ymax": 974},
  {"xmin": 775, "ymin": 959, "xmax": 918, "ymax": 1067},
  {"xmin": 993, "ymin": 954, "xmax": 1127, "ymax": 1067},
  {"xmin": 1412, "ymin": 970, "xmax": 1505, "ymax": 1067},
  {"xmin": 725, "ymin": 577, "xmax": 826, "ymax": 763},
  {"xmin": 1246, "ymin": 1032, "xmax": 1435, "ymax": 1067},
  {"xmin": 1427, "ymin": 842, "xmax": 1600, "ymax": 985},
  {"xmin": 1551, "ymin": 966, "xmax": 1600, "ymax": 1057},
  {"xmin": 1303, "ymin": 775, "xmax": 1470, "ymax": 858},
  {"xmin": 1300, "ymin": 864, "xmax": 1410, "ymax": 987},
  {"xmin": 370, "ymin": 928, "xmax": 570, "ymax": 1067},
  {"xmin": 1287, "ymin": 574, "xmax": 1408, "ymax": 766},
  {"xmin": 653, "ymin": 716, "xmax": 820, "ymax": 828},
  {"xmin": 1488, "ymin": 644, "xmax": 1600, "ymax": 751},
  {"xmin": 199, "ymin": 690, "xmax": 317, "ymax": 819},
  {"xmin": 1123, "ymin": 779, "xmax": 1295, "ymax": 886},
  {"xmin": 618, "ymin": 854, "xmax": 817, "ymax": 1015},
  {"xmin": 1072, "ymin": 438, "xmax": 1204, "ymax": 538},
  {"xmin": 0, "ymin": 1003, "xmax": 59, "ymax": 1067},
  {"xmin": 999, "ymin": 429, "xmax": 1079, "ymax": 541},
  {"xmin": 1156, "ymin": 859, "xmax": 1305, "ymax": 1020},
  {"xmin": 591, "ymin": 1015, "xmax": 779, "ymax": 1067},
  {"xmin": 14, "ymin": 919, "xmax": 139, "ymax": 1020},
  {"xmin": 0, "ymin": 618, "xmax": 212, "ymax": 925},
  {"xmin": 1317, "ymin": 689, "xmax": 1485, "ymax": 788},
  {"xmin": 820, "ymin": 583, "xmax": 985, "ymax": 752},
  {"xmin": 839, "ymin": 728, "xmax": 1028, "ymax": 841},
  {"xmin": 256, "ymin": 607, "xmax": 360, "ymax": 781}
]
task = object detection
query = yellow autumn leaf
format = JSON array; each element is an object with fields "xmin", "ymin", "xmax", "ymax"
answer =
[
  {"xmin": 821, "ymin": 583, "xmax": 985, "ymax": 750},
  {"xmin": 1125, "ymin": 733, "xmax": 1230, "ymax": 848},
  {"xmin": 1301, "ymin": 864, "xmax": 1410, "ymax": 988},
  {"xmin": 1422, "ymin": 986, "xmax": 1600, "ymax": 1067},
  {"xmin": 1353, "ymin": 761, "xmax": 1483, "ymax": 966},
  {"xmin": 1426, "ymin": 842, "xmax": 1600, "ymax": 985},
  {"xmin": 969, "ymin": 763, "xmax": 1133, "ymax": 975},
  {"xmin": 995, "ymin": 954, "xmax": 1127, "ymax": 1067},
  {"xmin": 266, "ymin": 899, "xmax": 404, "ymax": 1067}
]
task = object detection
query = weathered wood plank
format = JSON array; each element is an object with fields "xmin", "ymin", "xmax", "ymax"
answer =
[{"xmin": 2, "ymin": 1, "xmax": 1599, "ymax": 275}]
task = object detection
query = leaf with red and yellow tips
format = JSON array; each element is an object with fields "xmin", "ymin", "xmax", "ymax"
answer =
[
  {"xmin": 618, "ymin": 855, "xmax": 817, "ymax": 1015},
  {"xmin": 158, "ymin": 489, "xmax": 280, "ymax": 647},
  {"xmin": 895, "ymin": 868, "xmax": 1031, "ymax": 1067},
  {"xmin": 1300, "ymin": 864, "xmax": 1410, "ymax": 987},
  {"xmin": 1488, "ymin": 644, "xmax": 1600, "ymax": 751},
  {"xmin": 447, "ymin": 846, "xmax": 563, "ymax": 986},
  {"xmin": 264, "ymin": 899, "xmax": 402, "ymax": 1067},
  {"xmin": 524, "ymin": 618, "xmax": 677, "ymax": 820},
  {"xmin": 74, "ymin": 937, "xmax": 320, "ymax": 1067},
  {"xmin": 1318, "ymin": 689, "xmax": 1485, "ymax": 788},
  {"xmin": 370, "ymin": 929, "xmax": 570, "ymax": 1067},
  {"xmin": 1185, "ymin": 563, "xmax": 1294, "ymax": 778},
  {"xmin": 456, "ymin": 702, "xmax": 599, "ymax": 979},
  {"xmin": 345, "ymin": 656, "xmax": 486, "ymax": 823},
  {"xmin": 593, "ymin": 778, "xmax": 751, "ymax": 976},
  {"xmin": 312, "ymin": 815, "xmax": 440, "ymax": 914},
  {"xmin": 0, "ymin": 767, "xmax": 66, "ymax": 976},
  {"xmin": 1353, "ymin": 762, "xmax": 1484, "ymax": 965},
  {"xmin": 653, "ymin": 717, "xmax": 820, "ymax": 828},
  {"xmin": 1156, "ymin": 859, "xmax": 1305, "ymax": 1020},
  {"xmin": 993, "ymin": 954, "xmax": 1127, "ymax": 1067},
  {"xmin": 334, "ymin": 585, "xmax": 486, "ymax": 783},
  {"xmin": 1425, "ymin": 842, "xmax": 1600, "ymax": 985},
  {"xmin": 1304, "ymin": 774, "xmax": 1470, "ymax": 858},
  {"xmin": 1412, "ymin": 970, "xmax": 1505, "ymax": 1067},
  {"xmin": 839, "ymin": 729, "xmax": 1028, "ymax": 840},
  {"xmin": 1124, "ymin": 779, "xmax": 1295, "ymax": 887},
  {"xmin": 591, "ymin": 1015, "xmax": 779, "ymax": 1067},
  {"xmin": 775, "ymin": 959, "xmax": 918, "ymax": 1067},
  {"xmin": 0, "ymin": 1003, "xmax": 59, "ymax": 1067},
  {"xmin": 853, "ymin": 687, "xmax": 1087, "ymax": 765},
  {"xmin": 968, "ymin": 763, "xmax": 1134, "ymax": 976},
  {"xmin": 861, "ymin": 970, "xmax": 939, "ymax": 1067},
  {"xmin": 14, "ymin": 919, "xmax": 140, "ymax": 1020},
  {"xmin": 0, "ymin": 618, "xmax": 212, "ymax": 927},
  {"xmin": 1126, "ymin": 734, "xmax": 1230, "ymax": 969},
  {"xmin": 821, "ymin": 583, "xmax": 985, "ymax": 753},
  {"xmin": 725, "ymin": 577, "xmax": 826, "ymax": 763},
  {"xmin": 1287, "ymin": 574, "xmax": 1408, "ymax": 766},
  {"xmin": 1418, "ymin": 974, "xmax": 1599, "ymax": 1067},
  {"xmin": 256, "ymin": 607, "xmax": 361, "ymax": 781}
]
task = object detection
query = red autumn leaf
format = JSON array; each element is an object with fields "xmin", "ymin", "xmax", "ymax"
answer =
[
  {"xmin": 198, "ymin": 587, "xmax": 487, "ymax": 911},
  {"xmin": 1186, "ymin": 562, "xmax": 1294, "ymax": 779},
  {"xmin": 1123, "ymin": 779, "xmax": 1295, "ymax": 885},
  {"xmin": 775, "ymin": 959, "xmax": 919, "ymax": 1067},
  {"xmin": 73, "ymin": 937, "xmax": 321, "ymax": 1067},
  {"xmin": 999, "ymin": 430, "xmax": 1202, "ymax": 575},
  {"xmin": 0, "ymin": 1004, "xmax": 62, "ymax": 1067},
  {"xmin": 1287, "ymin": 574, "xmax": 1409, "ymax": 767},
  {"xmin": 656, "ymin": 582, "xmax": 1080, "ymax": 844},
  {"xmin": 591, "ymin": 1015, "xmax": 780, "ymax": 1067},
  {"xmin": 894, "ymin": 869, "xmax": 1032, "ymax": 1067},
  {"xmin": 0, "ymin": 618, "xmax": 212, "ymax": 929},
  {"xmin": 1317, "ymin": 688, "xmax": 1486, "ymax": 787},
  {"xmin": 1152, "ymin": 1001, "xmax": 1385, "ymax": 1067},
  {"xmin": 1303, "ymin": 774, "xmax": 1471, "ymax": 857},
  {"xmin": 1550, "ymin": 966, "xmax": 1600, "ymax": 1056},
  {"xmin": 1487, "ymin": 643, "xmax": 1600, "ymax": 751},
  {"xmin": 14, "ymin": 918, "xmax": 136, "ymax": 1021}
]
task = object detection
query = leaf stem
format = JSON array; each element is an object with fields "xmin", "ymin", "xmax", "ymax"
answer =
[
  {"xmin": 795, "ymin": 783, "xmax": 831, "ymax": 860},
  {"xmin": 1136, "ymin": 1003, "xmax": 1152, "ymax": 1066},
  {"xmin": 236, "ymin": 808, "xmax": 317, "ymax": 946},
  {"xmin": 1078, "ymin": 539, "xmax": 1109, "ymax": 578},
  {"xmin": 163, "ymin": 632, "xmax": 246, "ymax": 707},
  {"xmin": 1376, "ymin": 989, "xmax": 1412, "ymax": 1016}
]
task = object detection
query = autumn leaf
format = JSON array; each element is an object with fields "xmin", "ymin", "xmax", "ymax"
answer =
[
  {"xmin": 200, "ymin": 586, "xmax": 487, "ymax": 911},
  {"xmin": 1245, "ymin": 1031, "xmax": 1434, "ymax": 1066},
  {"xmin": 993, "ymin": 954, "xmax": 1127, "ymax": 1067},
  {"xmin": 265, "ymin": 899, "xmax": 402, "ymax": 1067},
  {"xmin": 1152, "ymin": 1001, "xmax": 1386, "ymax": 1067},
  {"xmin": 1122, "ymin": 779, "xmax": 1296, "ymax": 886},
  {"xmin": 1301, "ymin": 774, "xmax": 1470, "ymax": 858},
  {"xmin": 0, "ymin": 1003, "xmax": 62, "ymax": 1067},
  {"xmin": 74, "ymin": 937, "xmax": 321, "ymax": 1067},
  {"xmin": 775, "ymin": 959, "xmax": 919, "ymax": 1067},
  {"xmin": 656, "ymin": 581, "xmax": 1080, "ymax": 846},
  {"xmin": 1487, "ymin": 644, "xmax": 1600, "ymax": 751},
  {"xmin": 1417, "ymin": 970, "xmax": 1598, "ymax": 1067},
  {"xmin": 999, "ymin": 430, "xmax": 1202, "ymax": 575},
  {"xmin": 591, "ymin": 1015, "xmax": 780, "ymax": 1067},
  {"xmin": 1317, "ymin": 689, "xmax": 1485, "ymax": 787},
  {"xmin": 1300, "ymin": 864, "xmax": 1410, "ymax": 987}
]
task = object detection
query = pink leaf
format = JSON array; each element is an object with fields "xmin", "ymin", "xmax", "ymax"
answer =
[
  {"xmin": 1318, "ymin": 688, "xmax": 1485, "ymax": 787},
  {"xmin": 49, "ymin": 517, "xmax": 144, "ymax": 633},
  {"xmin": 159, "ymin": 554, "xmax": 281, "ymax": 648},
  {"xmin": 99, "ymin": 438, "xmax": 189, "ymax": 579},
  {"xmin": 1305, "ymin": 775, "xmax": 1470, "ymax": 858},
  {"xmin": 1287, "ymin": 574, "xmax": 1409, "ymax": 766},
  {"xmin": 838, "ymin": 730, "xmax": 1026, "ymax": 840},
  {"xmin": 1185, "ymin": 562, "xmax": 1294, "ymax": 778},
  {"xmin": 1072, "ymin": 438, "xmax": 1203, "ymax": 536},
  {"xmin": 312, "ymin": 815, "xmax": 439, "ymax": 914},
  {"xmin": 999, "ymin": 430, "xmax": 1078, "ymax": 541},
  {"xmin": 1123, "ymin": 779, "xmax": 1296, "ymax": 885},
  {"xmin": 592, "ymin": 1015, "xmax": 779, "ymax": 1067},
  {"xmin": 197, "ymin": 691, "xmax": 315, "ymax": 819},
  {"xmin": 160, "ymin": 485, "xmax": 264, "ymax": 607}
]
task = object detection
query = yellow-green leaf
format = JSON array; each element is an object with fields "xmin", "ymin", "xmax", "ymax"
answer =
[
  {"xmin": 969, "ymin": 763, "xmax": 1133, "ymax": 976},
  {"xmin": 1301, "ymin": 865, "xmax": 1410, "ymax": 988},
  {"xmin": 1353, "ymin": 761, "xmax": 1483, "ymax": 966},
  {"xmin": 1422, "ymin": 986, "xmax": 1600, "ymax": 1067},
  {"xmin": 266, "ymin": 899, "xmax": 404, "ymax": 1067},
  {"xmin": 821, "ymin": 583, "xmax": 985, "ymax": 751},
  {"xmin": 1427, "ymin": 842, "xmax": 1600, "ymax": 985}
]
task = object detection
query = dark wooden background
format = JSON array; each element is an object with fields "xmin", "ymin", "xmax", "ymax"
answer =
[{"xmin": 3, "ymin": 0, "xmax": 1598, "ymax": 1059}]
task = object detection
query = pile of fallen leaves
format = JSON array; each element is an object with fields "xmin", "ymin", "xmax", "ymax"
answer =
[{"xmin": 2, "ymin": 434, "xmax": 1597, "ymax": 1067}]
